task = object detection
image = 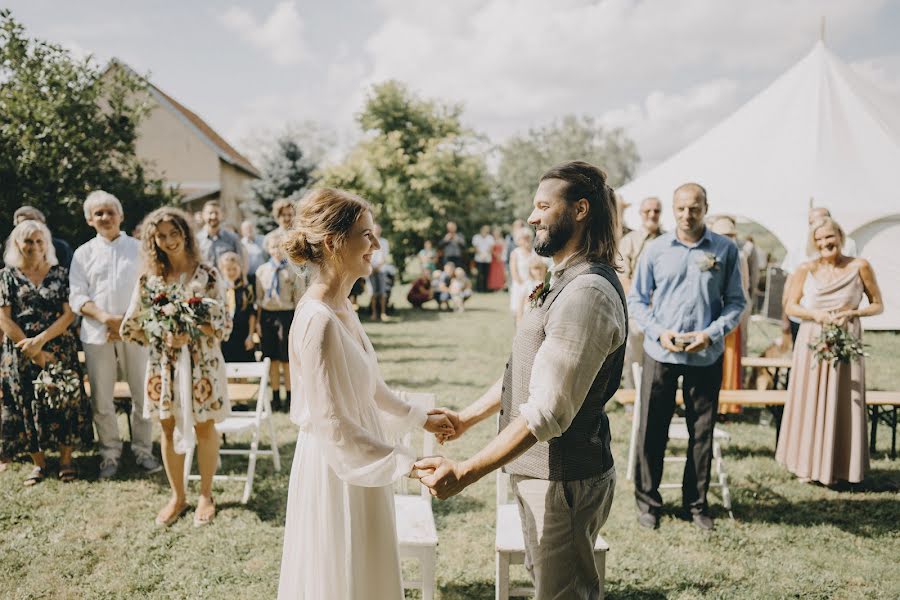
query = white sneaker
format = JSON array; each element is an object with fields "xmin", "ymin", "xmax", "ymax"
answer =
[
  {"xmin": 135, "ymin": 454, "xmax": 163, "ymax": 474},
  {"xmin": 98, "ymin": 458, "xmax": 119, "ymax": 480}
]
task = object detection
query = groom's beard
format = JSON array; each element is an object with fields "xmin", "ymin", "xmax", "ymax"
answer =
[{"xmin": 533, "ymin": 209, "xmax": 575, "ymax": 258}]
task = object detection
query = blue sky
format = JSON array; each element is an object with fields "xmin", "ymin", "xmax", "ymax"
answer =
[{"xmin": 6, "ymin": 1, "xmax": 900, "ymax": 170}]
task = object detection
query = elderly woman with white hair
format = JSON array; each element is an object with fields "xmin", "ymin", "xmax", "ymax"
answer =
[
  {"xmin": 0, "ymin": 219, "xmax": 93, "ymax": 485},
  {"xmin": 69, "ymin": 190, "xmax": 161, "ymax": 480}
]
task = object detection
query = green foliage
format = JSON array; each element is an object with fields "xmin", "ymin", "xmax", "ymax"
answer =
[
  {"xmin": 246, "ymin": 135, "xmax": 317, "ymax": 232},
  {"xmin": 318, "ymin": 81, "xmax": 497, "ymax": 264},
  {"xmin": 496, "ymin": 115, "xmax": 640, "ymax": 219},
  {"xmin": 0, "ymin": 10, "xmax": 174, "ymax": 246}
]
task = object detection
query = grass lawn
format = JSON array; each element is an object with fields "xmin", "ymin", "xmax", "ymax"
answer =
[{"xmin": 2, "ymin": 288, "xmax": 898, "ymax": 599}]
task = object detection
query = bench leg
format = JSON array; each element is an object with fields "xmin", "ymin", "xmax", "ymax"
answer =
[
  {"xmin": 870, "ymin": 405, "xmax": 879, "ymax": 454},
  {"xmin": 593, "ymin": 551, "xmax": 606, "ymax": 600},
  {"xmin": 496, "ymin": 552, "xmax": 509, "ymax": 600},
  {"xmin": 421, "ymin": 548, "xmax": 435, "ymax": 600}
]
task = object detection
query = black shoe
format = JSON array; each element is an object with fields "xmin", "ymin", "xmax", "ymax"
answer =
[
  {"xmin": 637, "ymin": 511, "xmax": 659, "ymax": 529},
  {"xmin": 691, "ymin": 513, "xmax": 714, "ymax": 531}
]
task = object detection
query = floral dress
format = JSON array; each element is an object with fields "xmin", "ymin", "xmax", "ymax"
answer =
[
  {"xmin": 121, "ymin": 264, "xmax": 231, "ymax": 451},
  {"xmin": 0, "ymin": 265, "xmax": 93, "ymax": 456}
]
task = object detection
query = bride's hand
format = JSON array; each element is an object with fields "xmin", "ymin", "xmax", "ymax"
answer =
[{"xmin": 424, "ymin": 412, "xmax": 455, "ymax": 437}]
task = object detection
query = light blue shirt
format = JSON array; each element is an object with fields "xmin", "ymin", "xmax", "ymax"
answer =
[{"xmin": 627, "ymin": 228, "xmax": 746, "ymax": 367}]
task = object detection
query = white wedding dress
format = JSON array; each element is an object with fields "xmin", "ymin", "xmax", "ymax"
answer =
[{"xmin": 278, "ymin": 299, "xmax": 427, "ymax": 600}]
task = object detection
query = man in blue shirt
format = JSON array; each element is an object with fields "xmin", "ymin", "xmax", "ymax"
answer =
[{"xmin": 627, "ymin": 182, "xmax": 745, "ymax": 531}]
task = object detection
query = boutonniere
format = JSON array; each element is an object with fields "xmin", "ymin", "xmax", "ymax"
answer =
[
  {"xmin": 528, "ymin": 270, "xmax": 553, "ymax": 308},
  {"xmin": 696, "ymin": 252, "xmax": 720, "ymax": 272}
]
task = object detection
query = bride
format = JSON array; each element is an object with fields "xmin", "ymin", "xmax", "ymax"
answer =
[{"xmin": 277, "ymin": 188, "xmax": 454, "ymax": 599}]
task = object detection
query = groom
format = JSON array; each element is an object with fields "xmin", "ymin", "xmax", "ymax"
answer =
[{"xmin": 416, "ymin": 161, "xmax": 627, "ymax": 599}]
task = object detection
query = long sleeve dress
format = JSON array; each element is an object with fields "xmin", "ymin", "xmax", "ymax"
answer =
[
  {"xmin": 278, "ymin": 299, "xmax": 428, "ymax": 600},
  {"xmin": 120, "ymin": 264, "xmax": 232, "ymax": 453}
]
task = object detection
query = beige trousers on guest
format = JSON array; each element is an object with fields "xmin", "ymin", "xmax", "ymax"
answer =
[{"xmin": 511, "ymin": 468, "xmax": 616, "ymax": 600}]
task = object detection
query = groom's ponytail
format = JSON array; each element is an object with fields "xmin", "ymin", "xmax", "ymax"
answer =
[{"xmin": 284, "ymin": 188, "xmax": 373, "ymax": 267}]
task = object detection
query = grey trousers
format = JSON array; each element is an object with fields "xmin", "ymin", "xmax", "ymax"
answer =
[
  {"xmin": 83, "ymin": 341, "xmax": 153, "ymax": 461},
  {"xmin": 511, "ymin": 468, "xmax": 616, "ymax": 599}
]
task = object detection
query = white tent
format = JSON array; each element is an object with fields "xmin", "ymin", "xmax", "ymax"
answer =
[{"xmin": 618, "ymin": 41, "xmax": 900, "ymax": 330}]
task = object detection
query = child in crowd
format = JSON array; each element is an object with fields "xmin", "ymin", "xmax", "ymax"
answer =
[
  {"xmin": 518, "ymin": 256, "xmax": 549, "ymax": 323},
  {"xmin": 407, "ymin": 272, "xmax": 433, "ymax": 308},
  {"xmin": 418, "ymin": 240, "xmax": 437, "ymax": 273},
  {"xmin": 449, "ymin": 267, "xmax": 473, "ymax": 312},
  {"xmin": 255, "ymin": 232, "xmax": 306, "ymax": 411},
  {"xmin": 218, "ymin": 252, "xmax": 257, "ymax": 363},
  {"xmin": 435, "ymin": 263, "xmax": 454, "ymax": 311}
]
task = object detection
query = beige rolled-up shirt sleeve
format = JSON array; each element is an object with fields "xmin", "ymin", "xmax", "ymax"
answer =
[{"xmin": 518, "ymin": 276, "xmax": 627, "ymax": 442}]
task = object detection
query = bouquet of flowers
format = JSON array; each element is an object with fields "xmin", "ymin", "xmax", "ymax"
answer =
[
  {"xmin": 33, "ymin": 362, "xmax": 82, "ymax": 410},
  {"xmin": 808, "ymin": 323, "xmax": 867, "ymax": 365},
  {"xmin": 138, "ymin": 278, "xmax": 218, "ymax": 340}
]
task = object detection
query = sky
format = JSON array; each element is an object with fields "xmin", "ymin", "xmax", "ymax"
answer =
[{"xmin": 5, "ymin": 0, "xmax": 900, "ymax": 172}]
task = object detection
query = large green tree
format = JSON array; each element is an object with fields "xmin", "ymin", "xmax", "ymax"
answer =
[
  {"xmin": 317, "ymin": 81, "xmax": 497, "ymax": 265},
  {"xmin": 496, "ymin": 115, "xmax": 640, "ymax": 219},
  {"xmin": 245, "ymin": 134, "xmax": 318, "ymax": 232},
  {"xmin": 0, "ymin": 10, "xmax": 173, "ymax": 246}
]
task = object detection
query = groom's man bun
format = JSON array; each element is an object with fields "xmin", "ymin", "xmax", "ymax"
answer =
[
  {"xmin": 284, "ymin": 188, "xmax": 372, "ymax": 266},
  {"xmin": 539, "ymin": 160, "xmax": 620, "ymax": 268}
]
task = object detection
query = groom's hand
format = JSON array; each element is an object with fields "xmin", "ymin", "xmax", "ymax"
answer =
[
  {"xmin": 429, "ymin": 408, "xmax": 466, "ymax": 444},
  {"xmin": 415, "ymin": 456, "xmax": 470, "ymax": 500}
]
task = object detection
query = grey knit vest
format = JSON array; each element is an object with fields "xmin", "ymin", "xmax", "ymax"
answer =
[{"xmin": 500, "ymin": 260, "xmax": 627, "ymax": 480}]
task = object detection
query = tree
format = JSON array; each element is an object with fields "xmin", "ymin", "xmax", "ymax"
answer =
[
  {"xmin": 317, "ymin": 81, "xmax": 497, "ymax": 265},
  {"xmin": 245, "ymin": 133, "xmax": 318, "ymax": 232},
  {"xmin": 0, "ymin": 10, "xmax": 175, "ymax": 246},
  {"xmin": 496, "ymin": 115, "xmax": 640, "ymax": 219}
]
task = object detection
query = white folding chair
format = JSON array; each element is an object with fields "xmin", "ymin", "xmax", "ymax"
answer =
[
  {"xmin": 495, "ymin": 469, "xmax": 609, "ymax": 600},
  {"xmin": 184, "ymin": 359, "xmax": 281, "ymax": 504},
  {"xmin": 626, "ymin": 362, "xmax": 733, "ymax": 517},
  {"xmin": 393, "ymin": 392, "xmax": 438, "ymax": 600}
]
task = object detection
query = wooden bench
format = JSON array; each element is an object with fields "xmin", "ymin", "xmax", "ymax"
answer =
[{"xmin": 615, "ymin": 389, "xmax": 900, "ymax": 459}]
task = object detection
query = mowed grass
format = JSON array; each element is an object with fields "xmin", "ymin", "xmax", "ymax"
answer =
[{"xmin": 1, "ymin": 288, "xmax": 898, "ymax": 599}]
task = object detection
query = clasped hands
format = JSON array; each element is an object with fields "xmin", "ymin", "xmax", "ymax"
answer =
[
  {"xmin": 812, "ymin": 306, "xmax": 856, "ymax": 327},
  {"xmin": 16, "ymin": 334, "xmax": 54, "ymax": 368},
  {"xmin": 414, "ymin": 408, "xmax": 472, "ymax": 500},
  {"xmin": 660, "ymin": 330, "xmax": 711, "ymax": 353}
]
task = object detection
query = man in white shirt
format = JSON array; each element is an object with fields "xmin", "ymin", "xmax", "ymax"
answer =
[
  {"xmin": 781, "ymin": 206, "xmax": 857, "ymax": 344},
  {"xmin": 472, "ymin": 225, "xmax": 494, "ymax": 293},
  {"xmin": 69, "ymin": 191, "xmax": 161, "ymax": 479}
]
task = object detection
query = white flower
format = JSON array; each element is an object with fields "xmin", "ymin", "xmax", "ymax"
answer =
[{"xmin": 161, "ymin": 303, "xmax": 176, "ymax": 316}]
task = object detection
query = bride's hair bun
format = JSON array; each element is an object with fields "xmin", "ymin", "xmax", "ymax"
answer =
[{"xmin": 283, "ymin": 188, "xmax": 372, "ymax": 266}]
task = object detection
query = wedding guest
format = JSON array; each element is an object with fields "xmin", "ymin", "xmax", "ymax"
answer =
[
  {"xmin": 710, "ymin": 216, "xmax": 751, "ymax": 412},
  {"xmin": 218, "ymin": 252, "xmax": 257, "ymax": 363},
  {"xmin": 782, "ymin": 206, "xmax": 858, "ymax": 345},
  {"xmin": 628, "ymin": 183, "xmax": 745, "ymax": 531},
  {"xmin": 418, "ymin": 240, "xmax": 437, "ymax": 274},
  {"xmin": 276, "ymin": 187, "xmax": 453, "ymax": 598},
  {"xmin": 240, "ymin": 220, "xmax": 268, "ymax": 278},
  {"xmin": 197, "ymin": 201, "xmax": 246, "ymax": 270},
  {"xmin": 472, "ymin": 225, "xmax": 494, "ymax": 293},
  {"xmin": 255, "ymin": 232, "xmax": 306, "ymax": 412},
  {"xmin": 439, "ymin": 221, "xmax": 465, "ymax": 268},
  {"xmin": 349, "ymin": 278, "xmax": 366, "ymax": 312},
  {"xmin": 487, "ymin": 226, "xmax": 507, "ymax": 291},
  {"xmin": 776, "ymin": 217, "xmax": 883, "ymax": 486},
  {"xmin": 0, "ymin": 220, "xmax": 92, "ymax": 485},
  {"xmin": 12, "ymin": 206, "xmax": 74, "ymax": 269},
  {"xmin": 517, "ymin": 256, "xmax": 549, "ymax": 322},
  {"xmin": 407, "ymin": 272, "xmax": 432, "ymax": 309},
  {"xmin": 264, "ymin": 198, "xmax": 295, "ymax": 248},
  {"xmin": 618, "ymin": 196, "xmax": 663, "ymax": 388},
  {"xmin": 615, "ymin": 193, "xmax": 632, "ymax": 238},
  {"xmin": 368, "ymin": 224, "xmax": 390, "ymax": 322},
  {"xmin": 69, "ymin": 190, "xmax": 160, "ymax": 479},
  {"xmin": 508, "ymin": 228, "xmax": 534, "ymax": 323},
  {"xmin": 121, "ymin": 207, "xmax": 232, "ymax": 527},
  {"xmin": 435, "ymin": 262, "xmax": 455, "ymax": 311},
  {"xmin": 449, "ymin": 267, "xmax": 473, "ymax": 312}
]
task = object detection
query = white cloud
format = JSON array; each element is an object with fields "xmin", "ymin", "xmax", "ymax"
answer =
[{"xmin": 220, "ymin": 1, "xmax": 309, "ymax": 66}]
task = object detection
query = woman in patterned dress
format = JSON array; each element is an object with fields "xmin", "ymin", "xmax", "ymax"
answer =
[
  {"xmin": 121, "ymin": 207, "xmax": 232, "ymax": 526},
  {"xmin": 0, "ymin": 220, "xmax": 92, "ymax": 485}
]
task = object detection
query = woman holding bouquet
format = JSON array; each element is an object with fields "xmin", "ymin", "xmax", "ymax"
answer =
[
  {"xmin": 776, "ymin": 217, "xmax": 883, "ymax": 485},
  {"xmin": 277, "ymin": 188, "xmax": 454, "ymax": 599},
  {"xmin": 121, "ymin": 207, "xmax": 232, "ymax": 526},
  {"xmin": 0, "ymin": 220, "xmax": 92, "ymax": 485}
]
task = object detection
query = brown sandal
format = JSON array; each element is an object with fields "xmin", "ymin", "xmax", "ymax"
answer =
[
  {"xmin": 58, "ymin": 464, "xmax": 77, "ymax": 483},
  {"xmin": 155, "ymin": 501, "xmax": 190, "ymax": 527},
  {"xmin": 193, "ymin": 497, "xmax": 216, "ymax": 527}
]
